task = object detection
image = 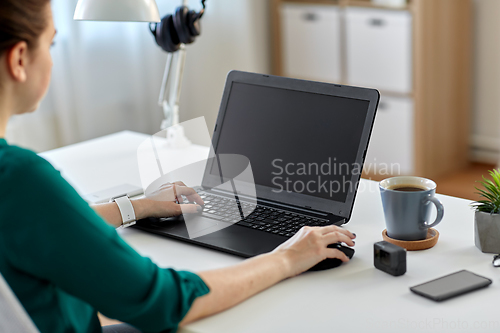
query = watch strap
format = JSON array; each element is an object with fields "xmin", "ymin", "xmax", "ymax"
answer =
[{"xmin": 113, "ymin": 195, "xmax": 136, "ymax": 227}]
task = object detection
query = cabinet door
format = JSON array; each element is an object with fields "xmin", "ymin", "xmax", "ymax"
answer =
[
  {"xmin": 281, "ymin": 4, "xmax": 341, "ymax": 82},
  {"xmin": 346, "ymin": 8, "xmax": 412, "ymax": 94},
  {"xmin": 364, "ymin": 96, "xmax": 414, "ymax": 176}
]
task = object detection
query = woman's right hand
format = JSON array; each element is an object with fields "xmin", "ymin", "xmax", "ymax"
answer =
[
  {"xmin": 273, "ymin": 225, "xmax": 356, "ymax": 278},
  {"xmin": 181, "ymin": 225, "xmax": 356, "ymax": 326}
]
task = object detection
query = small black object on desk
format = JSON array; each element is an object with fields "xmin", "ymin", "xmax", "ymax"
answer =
[
  {"xmin": 308, "ymin": 243, "xmax": 355, "ymax": 271},
  {"xmin": 374, "ymin": 241, "xmax": 406, "ymax": 276},
  {"xmin": 493, "ymin": 254, "xmax": 500, "ymax": 267}
]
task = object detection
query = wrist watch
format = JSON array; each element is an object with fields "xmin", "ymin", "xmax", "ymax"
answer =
[{"xmin": 111, "ymin": 195, "xmax": 136, "ymax": 228}]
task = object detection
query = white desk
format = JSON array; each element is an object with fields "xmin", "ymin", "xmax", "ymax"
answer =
[{"xmin": 41, "ymin": 131, "xmax": 500, "ymax": 333}]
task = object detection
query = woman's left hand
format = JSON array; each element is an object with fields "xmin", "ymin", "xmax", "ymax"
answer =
[{"xmin": 136, "ymin": 181, "xmax": 204, "ymax": 219}]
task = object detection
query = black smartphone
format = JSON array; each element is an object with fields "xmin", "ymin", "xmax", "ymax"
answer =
[{"xmin": 410, "ymin": 270, "xmax": 492, "ymax": 302}]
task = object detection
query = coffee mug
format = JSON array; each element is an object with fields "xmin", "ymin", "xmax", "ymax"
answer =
[{"xmin": 379, "ymin": 176, "xmax": 444, "ymax": 241}]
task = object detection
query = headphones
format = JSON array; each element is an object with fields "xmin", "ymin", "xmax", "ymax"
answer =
[{"xmin": 150, "ymin": 0, "xmax": 207, "ymax": 53}]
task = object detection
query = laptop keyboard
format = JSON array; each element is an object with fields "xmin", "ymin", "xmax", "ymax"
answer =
[{"xmin": 198, "ymin": 192, "xmax": 331, "ymax": 238}]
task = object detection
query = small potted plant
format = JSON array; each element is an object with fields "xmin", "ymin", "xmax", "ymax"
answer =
[{"xmin": 472, "ymin": 169, "xmax": 500, "ymax": 253}]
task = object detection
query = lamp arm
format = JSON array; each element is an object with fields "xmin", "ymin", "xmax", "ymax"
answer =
[
  {"xmin": 173, "ymin": 46, "xmax": 187, "ymax": 125},
  {"xmin": 158, "ymin": 53, "xmax": 173, "ymax": 107},
  {"xmin": 158, "ymin": 45, "xmax": 187, "ymax": 129},
  {"xmin": 157, "ymin": 0, "xmax": 206, "ymax": 129}
]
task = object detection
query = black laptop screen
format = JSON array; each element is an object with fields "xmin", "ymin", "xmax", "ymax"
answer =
[{"xmin": 211, "ymin": 82, "xmax": 370, "ymax": 203}]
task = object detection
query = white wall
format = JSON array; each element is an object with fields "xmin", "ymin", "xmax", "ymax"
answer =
[{"xmin": 471, "ymin": 0, "xmax": 500, "ymax": 163}]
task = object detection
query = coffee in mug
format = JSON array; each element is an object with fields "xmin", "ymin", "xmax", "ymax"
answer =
[
  {"xmin": 388, "ymin": 185, "xmax": 427, "ymax": 192},
  {"xmin": 380, "ymin": 176, "xmax": 444, "ymax": 241}
]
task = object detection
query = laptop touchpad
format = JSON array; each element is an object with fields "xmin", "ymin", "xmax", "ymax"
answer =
[{"xmin": 186, "ymin": 215, "xmax": 231, "ymax": 239}]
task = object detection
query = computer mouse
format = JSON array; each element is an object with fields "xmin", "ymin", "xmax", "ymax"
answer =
[{"xmin": 307, "ymin": 243, "xmax": 355, "ymax": 272}]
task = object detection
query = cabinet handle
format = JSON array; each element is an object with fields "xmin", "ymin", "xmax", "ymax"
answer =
[
  {"xmin": 303, "ymin": 13, "xmax": 319, "ymax": 22},
  {"xmin": 369, "ymin": 18, "xmax": 386, "ymax": 27}
]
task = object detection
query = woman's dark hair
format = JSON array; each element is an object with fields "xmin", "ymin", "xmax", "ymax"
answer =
[{"xmin": 0, "ymin": 0, "xmax": 51, "ymax": 54}]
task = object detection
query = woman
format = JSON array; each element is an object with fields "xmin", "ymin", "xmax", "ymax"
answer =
[{"xmin": 0, "ymin": 1, "xmax": 356, "ymax": 332}]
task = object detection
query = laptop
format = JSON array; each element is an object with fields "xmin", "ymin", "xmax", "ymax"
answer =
[{"xmin": 135, "ymin": 70, "xmax": 379, "ymax": 258}]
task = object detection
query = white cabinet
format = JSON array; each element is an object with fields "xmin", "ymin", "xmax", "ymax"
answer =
[
  {"xmin": 365, "ymin": 96, "xmax": 414, "ymax": 175},
  {"xmin": 281, "ymin": 4, "xmax": 341, "ymax": 83},
  {"xmin": 274, "ymin": 0, "xmax": 472, "ymax": 179},
  {"xmin": 345, "ymin": 8, "xmax": 412, "ymax": 93}
]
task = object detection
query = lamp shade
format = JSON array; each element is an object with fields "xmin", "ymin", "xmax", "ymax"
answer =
[{"xmin": 74, "ymin": 0, "xmax": 161, "ymax": 22}]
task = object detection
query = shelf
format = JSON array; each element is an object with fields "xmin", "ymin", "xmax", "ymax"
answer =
[
  {"xmin": 345, "ymin": 0, "xmax": 411, "ymax": 11},
  {"xmin": 279, "ymin": 0, "xmax": 341, "ymax": 5},
  {"xmin": 279, "ymin": 0, "xmax": 412, "ymax": 11}
]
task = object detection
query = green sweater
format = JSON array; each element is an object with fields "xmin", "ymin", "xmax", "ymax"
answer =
[{"xmin": 0, "ymin": 138, "xmax": 209, "ymax": 333}]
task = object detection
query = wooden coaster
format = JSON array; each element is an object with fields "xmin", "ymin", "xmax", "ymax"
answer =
[{"xmin": 382, "ymin": 228, "xmax": 439, "ymax": 251}]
